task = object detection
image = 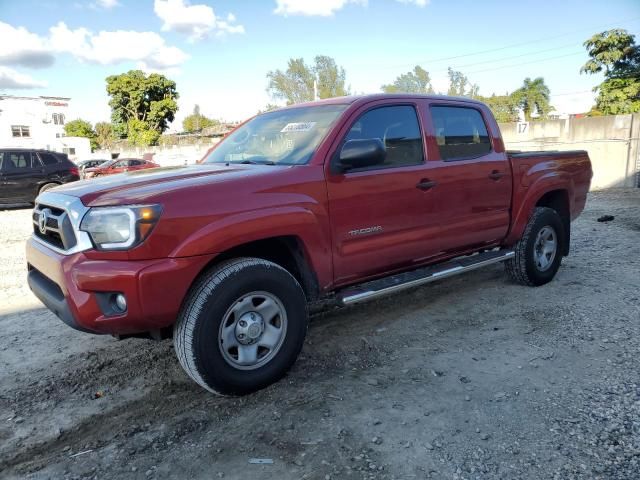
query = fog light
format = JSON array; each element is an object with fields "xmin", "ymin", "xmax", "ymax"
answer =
[{"xmin": 114, "ymin": 293, "xmax": 127, "ymax": 312}]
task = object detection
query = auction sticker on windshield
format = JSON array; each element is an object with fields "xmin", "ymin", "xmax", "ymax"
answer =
[{"xmin": 281, "ymin": 122, "xmax": 316, "ymax": 133}]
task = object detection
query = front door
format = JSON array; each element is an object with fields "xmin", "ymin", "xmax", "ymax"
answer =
[{"xmin": 325, "ymin": 103, "xmax": 442, "ymax": 285}]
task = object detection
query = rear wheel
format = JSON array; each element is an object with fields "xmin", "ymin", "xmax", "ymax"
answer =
[
  {"xmin": 505, "ymin": 207, "xmax": 565, "ymax": 286},
  {"xmin": 38, "ymin": 183, "xmax": 59, "ymax": 195},
  {"xmin": 174, "ymin": 258, "xmax": 308, "ymax": 395}
]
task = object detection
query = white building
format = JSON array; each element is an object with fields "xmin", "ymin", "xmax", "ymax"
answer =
[{"xmin": 0, "ymin": 95, "xmax": 90, "ymax": 160}]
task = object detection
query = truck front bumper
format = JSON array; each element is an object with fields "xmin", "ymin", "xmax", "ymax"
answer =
[{"xmin": 26, "ymin": 237, "xmax": 215, "ymax": 335}]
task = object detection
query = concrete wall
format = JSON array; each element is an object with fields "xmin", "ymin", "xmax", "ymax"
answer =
[
  {"xmin": 101, "ymin": 115, "xmax": 640, "ymax": 190},
  {"xmin": 500, "ymin": 114, "xmax": 640, "ymax": 190},
  {"xmin": 98, "ymin": 139, "xmax": 220, "ymax": 167}
]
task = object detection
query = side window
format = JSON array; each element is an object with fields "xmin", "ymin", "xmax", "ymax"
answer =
[
  {"xmin": 113, "ymin": 160, "xmax": 127, "ymax": 168},
  {"xmin": 38, "ymin": 152, "xmax": 60, "ymax": 166},
  {"xmin": 430, "ymin": 106, "xmax": 492, "ymax": 161},
  {"xmin": 129, "ymin": 160, "xmax": 142, "ymax": 166},
  {"xmin": 9, "ymin": 152, "xmax": 34, "ymax": 169},
  {"xmin": 11, "ymin": 126, "xmax": 30, "ymax": 137},
  {"xmin": 344, "ymin": 105, "xmax": 424, "ymax": 168}
]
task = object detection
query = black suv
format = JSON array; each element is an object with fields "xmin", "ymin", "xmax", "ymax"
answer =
[{"xmin": 0, "ymin": 149, "xmax": 80, "ymax": 205}]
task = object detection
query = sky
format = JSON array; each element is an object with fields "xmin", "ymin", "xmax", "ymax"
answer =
[{"xmin": 1, "ymin": 0, "xmax": 639, "ymax": 131}]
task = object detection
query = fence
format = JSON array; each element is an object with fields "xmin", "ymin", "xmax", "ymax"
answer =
[
  {"xmin": 103, "ymin": 114, "xmax": 640, "ymax": 190},
  {"xmin": 499, "ymin": 114, "xmax": 640, "ymax": 189}
]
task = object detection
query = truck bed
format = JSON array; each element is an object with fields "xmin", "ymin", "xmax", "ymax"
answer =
[{"xmin": 507, "ymin": 150, "xmax": 589, "ymax": 159}]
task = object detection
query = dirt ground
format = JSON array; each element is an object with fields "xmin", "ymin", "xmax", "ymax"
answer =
[{"xmin": 1, "ymin": 189, "xmax": 638, "ymax": 480}]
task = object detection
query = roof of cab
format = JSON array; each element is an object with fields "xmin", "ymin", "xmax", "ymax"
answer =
[{"xmin": 277, "ymin": 93, "xmax": 486, "ymax": 110}]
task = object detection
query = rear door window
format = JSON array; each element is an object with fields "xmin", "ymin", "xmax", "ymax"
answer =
[
  {"xmin": 38, "ymin": 152, "xmax": 60, "ymax": 166},
  {"xmin": 430, "ymin": 106, "xmax": 492, "ymax": 161},
  {"xmin": 10, "ymin": 151, "xmax": 36, "ymax": 169}
]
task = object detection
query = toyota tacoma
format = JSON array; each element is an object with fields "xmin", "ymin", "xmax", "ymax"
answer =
[{"xmin": 26, "ymin": 94, "xmax": 592, "ymax": 395}]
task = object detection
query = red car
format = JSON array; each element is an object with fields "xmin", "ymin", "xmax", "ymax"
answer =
[
  {"xmin": 26, "ymin": 94, "xmax": 592, "ymax": 395},
  {"xmin": 83, "ymin": 158, "xmax": 158, "ymax": 178}
]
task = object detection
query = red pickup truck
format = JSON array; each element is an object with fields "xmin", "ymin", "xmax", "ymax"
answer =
[{"xmin": 26, "ymin": 94, "xmax": 592, "ymax": 395}]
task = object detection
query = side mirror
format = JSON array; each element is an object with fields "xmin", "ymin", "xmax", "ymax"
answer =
[{"xmin": 338, "ymin": 139, "xmax": 386, "ymax": 172}]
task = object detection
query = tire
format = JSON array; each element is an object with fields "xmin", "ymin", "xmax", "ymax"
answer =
[
  {"xmin": 174, "ymin": 258, "xmax": 308, "ymax": 395},
  {"xmin": 39, "ymin": 183, "xmax": 59, "ymax": 195},
  {"xmin": 505, "ymin": 207, "xmax": 565, "ymax": 286}
]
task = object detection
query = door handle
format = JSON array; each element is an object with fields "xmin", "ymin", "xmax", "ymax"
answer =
[
  {"xmin": 416, "ymin": 179, "xmax": 437, "ymax": 191},
  {"xmin": 488, "ymin": 170, "xmax": 504, "ymax": 180}
]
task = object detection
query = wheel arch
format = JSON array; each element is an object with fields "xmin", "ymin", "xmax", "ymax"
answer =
[
  {"xmin": 506, "ymin": 173, "xmax": 574, "ymax": 254},
  {"xmin": 185, "ymin": 235, "xmax": 320, "ymax": 304},
  {"xmin": 535, "ymin": 189, "xmax": 571, "ymax": 255}
]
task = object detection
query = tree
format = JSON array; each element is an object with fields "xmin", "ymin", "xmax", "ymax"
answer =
[
  {"xmin": 182, "ymin": 104, "xmax": 219, "ymax": 133},
  {"xmin": 447, "ymin": 68, "xmax": 479, "ymax": 97},
  {"xmin": 479, "ymin": 94, "xmax": 520, "ymax": 123},
  {"xmin": 127, "ymin": 118, "xmax": 160, "ymax": 147},
  {"xmin": 106, "ymin": 70, "xmax": 179, "ymax": 145},
  {"xmin": 581, "ymin": 29, "xmax": 640, "ymax": 114},
  {"xmin": 314, "ymin": 55, "xmax": 349, "ymax": 99},
  {"xmin": 64, "ymin": 119, "xmax": 97, "ymax": 151},
  {"xmin": 381, "ymin": 66, "xmax": 433, "ymax": 94},
  {"xmin": 95, "ymin": 122, "xmax": 115, "ymax": 150},
  {"xmin": 513, "ymin": 77, "xmax": 551, "ymax": 121},
  {"xmin": 267, "ymin": 55, "xmax": 349, "ymax": 105}
]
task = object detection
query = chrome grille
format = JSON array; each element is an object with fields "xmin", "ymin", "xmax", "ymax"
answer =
[
  {"xmin": 33, "ymin": 203, "xmax": 77, "ymax": 251},
  {"xmin": 30, "ymin": 192, "xmax": 93, "ymax": 255}
]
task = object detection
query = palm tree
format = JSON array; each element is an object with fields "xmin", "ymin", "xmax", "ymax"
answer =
[{"xmin": 514, "ymin": 77, "xmax": 551, "ymax": 121}]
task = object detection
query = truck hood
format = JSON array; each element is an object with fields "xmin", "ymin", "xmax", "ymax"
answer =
[{"xmin": 53, "ymin": 163, "xmax": 284, "ymax": 206}]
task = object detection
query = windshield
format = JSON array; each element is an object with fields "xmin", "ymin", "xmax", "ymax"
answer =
[{"xmin": 203, "ymin": 104, "xmax": 348, "ymax": 166}]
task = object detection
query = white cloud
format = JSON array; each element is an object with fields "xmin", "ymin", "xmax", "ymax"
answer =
[
  {"xmin": 274, "ymin": 0, "xmax": 367, "ymax": 16},
  {"xmin": 154, "ymin": 0, "xmax": 244, "ymax": 41},
  {"xmin": 0, "ymin": 22, "xmax": 55, "ymax": 68},
  {"xmin": 274, "ymin": 0, "xmax": 428, "ymax": 16},
  {"xmin": 93, "ymin": 0, "xmax": 120, "ymax": 8},
  {"xmin": 0, "ymin": 20, "xmax": 188, "ymax": 75},
  {"xmin": 49, "ymin": 22, "xmax": 189, "ymax": 70},
  {"xmin": 0, "ymin": 66, "xmax": 47, "ymax": 89},
  {"xmin": 395, "ymin": 0, "xmax": 429, "ymax": 6}
]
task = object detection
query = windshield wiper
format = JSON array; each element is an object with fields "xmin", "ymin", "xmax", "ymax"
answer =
[{"xmin": 233, "ymin": 159, "xmax": 277, "ymax": 166}]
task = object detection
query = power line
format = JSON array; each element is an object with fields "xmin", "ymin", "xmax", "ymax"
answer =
[
  {"xmin": 427, "ymin": 43, "xmax": 582, "ymax": 75},
  {"xmin": 374, "ymin": 16, "xmax": 640, "ymax": 72},
  {"xmin": 441, "ymin": 43, "xmax": 580, "ymax": 71},
  {"xmin": 550, "ymin": 90, "xmax": 593, "ymax": 97},
  {"xmin": 464, "ymin": 51, "xmax": 586, "ymax": 75}
]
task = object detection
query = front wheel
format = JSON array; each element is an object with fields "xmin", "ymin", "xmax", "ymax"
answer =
[
  {"xmin": 174, "ymin": 258, "xmax": 308, "ymax": 395},
  {"xmin": 505, "ymin": 207, "xmax": 565, "ymax": 286}
]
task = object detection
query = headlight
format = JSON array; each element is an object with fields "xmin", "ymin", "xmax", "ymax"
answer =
[{"xmin": 80, "ymin": 205, "xmax": 162, "ymax": 250}]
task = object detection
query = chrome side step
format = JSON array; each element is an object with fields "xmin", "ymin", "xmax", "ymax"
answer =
[{"xmin": 339, "ymin": 249, "xmax": 515, "ymax": 306}]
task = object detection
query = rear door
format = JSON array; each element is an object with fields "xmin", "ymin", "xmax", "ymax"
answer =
[
  {"xmin": 424, "ymin": 103, "xmax": 512, "ymax": 252},
  {"xmin": 325, "ymin": 102, "xmax": 442, "ymax": 285},
  {"xmin": 37, "ymin": 151, "xmax": 61, "ymax": 181},
  {"xmin": 1, "ymin": 151, "xmax": 45, "ymax": 202}
]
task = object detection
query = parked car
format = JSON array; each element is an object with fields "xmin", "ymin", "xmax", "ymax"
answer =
[
  {"xmin": 26, "ymin": 94, "xmax": 592, "ymax": 395},
  {"xmin": 76, "ymin": 159, "xmax": 110, "ymax": 179},
  {"xmin": 0, "ymin": 148, "xmax": 79, "ymax": 205},
  {"xmin": 83, "ymin": 158, "xmax": 159, "ymax": 178}
]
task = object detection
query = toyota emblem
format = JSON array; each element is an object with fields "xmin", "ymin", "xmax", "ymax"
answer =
[{"xmin": 38, "ymin": 209, "xmax": 49, "ymax": 235}]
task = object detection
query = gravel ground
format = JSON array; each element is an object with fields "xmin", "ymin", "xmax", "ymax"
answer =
[{"xmin": 0, "ymin": 189, "xmax": 638, "ymax": 480}]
